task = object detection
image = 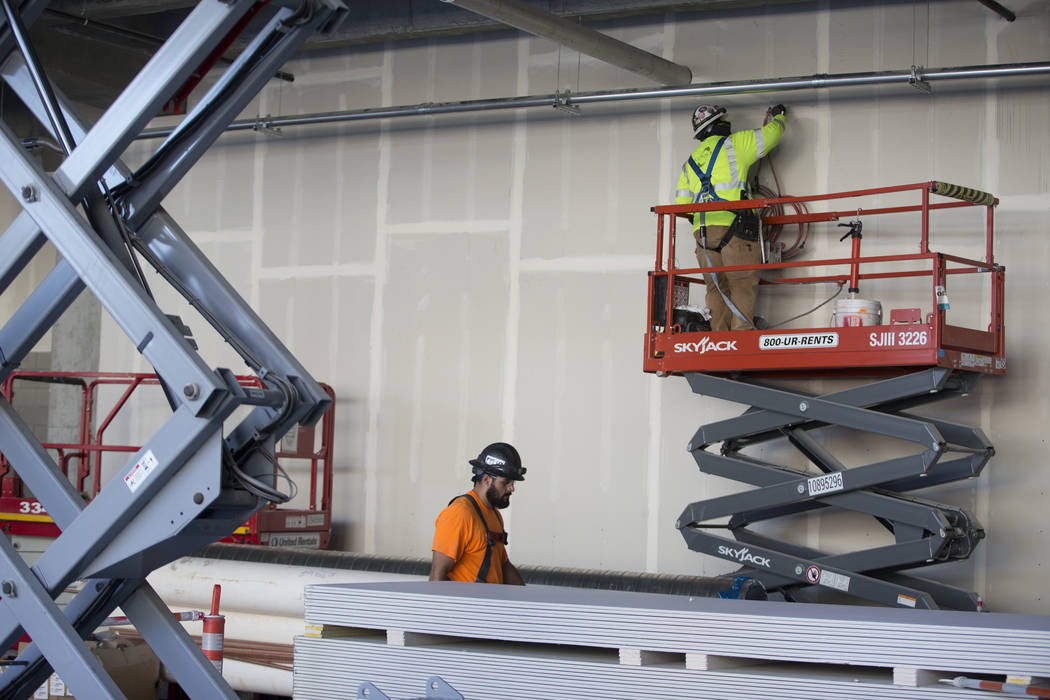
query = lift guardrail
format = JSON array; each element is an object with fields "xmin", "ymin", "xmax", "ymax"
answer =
[{"xmin": 645, "ymin": 180, "xmax": 1005, "ymax": 376}]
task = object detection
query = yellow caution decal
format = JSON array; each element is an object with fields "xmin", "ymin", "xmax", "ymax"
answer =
[{"xmin": 0, "ymin": 513, "xmax": 55, "ymax": 523}]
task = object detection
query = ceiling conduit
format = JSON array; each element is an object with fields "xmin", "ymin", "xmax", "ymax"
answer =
[
  {"xmin": 439, "ymin": 0, "xmax": 692, "ymax": 85},
  {"xmin": 136, "ymin": 61, "xmax": 1050, "ymax": 140}
]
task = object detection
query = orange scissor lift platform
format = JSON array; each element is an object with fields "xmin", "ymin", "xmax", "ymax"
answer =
[
  {"xmin": 647, "ymin": 181, "xmax": 1003, "ymax": 610},
  {"xmin": 645, "ymin": 180, "xmax": 1004, "ymax": 378},
  {"xmin": 0, "ymin": 372, "xmax": 335, "ymax": 549}
]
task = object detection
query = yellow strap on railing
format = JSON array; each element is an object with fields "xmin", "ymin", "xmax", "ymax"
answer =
[{"xmin": 930, "ymin": 181, "xmax": 996, "ymax": 206}]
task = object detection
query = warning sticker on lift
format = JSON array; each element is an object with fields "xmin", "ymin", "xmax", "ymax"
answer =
[
  {"xmin": 803, "ymin": 565, "xmax": 850, "ymax": 591},
  {"xmin": 807, "ymin": 472, "xmax": 844, "ymax": 497},
  {"xmin": 960, "ymin": 353, "xmax": 993, "ymax": 369},
  {"xmin": 821, "ymin": 570, "xmax": 851, "ymax": 592},
  {"xmin": 124, "ymin": 449, "xmax": 158, "ymax": 493},
  {"xmin": 758, "ymin": 333, "xmax": 839, "ymax": 350},
  {"xmin": 897, "ymin": 593, "xmax": 918, "ymax": 608}
]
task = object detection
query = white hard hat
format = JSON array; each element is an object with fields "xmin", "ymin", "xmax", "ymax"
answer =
[{"xmin": 691, "ymin": 104, "xmax": 727, "ymax": 138}]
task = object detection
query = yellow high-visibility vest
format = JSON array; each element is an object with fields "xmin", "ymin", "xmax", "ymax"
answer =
[{"xmin": 675, "ymin": 114, "xmax": 786, "ymax": 230}]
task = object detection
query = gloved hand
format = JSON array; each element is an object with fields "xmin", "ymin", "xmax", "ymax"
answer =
[{"xmin": 768, "ymin": 104, "xmax": 787, "ymax": 118}]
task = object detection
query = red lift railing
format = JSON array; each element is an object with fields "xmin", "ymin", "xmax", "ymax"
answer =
[
  {"xmin": 0, "ymin": 372, "xmax": 335, "ymax": 548},
  {"xmin": 645, "ymin": 181, "xmax": 1005, "ymax": 376}
]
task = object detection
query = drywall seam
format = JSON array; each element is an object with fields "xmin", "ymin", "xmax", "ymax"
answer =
[
  {"xmin": 382, "ymin": 219, "xmax": 512, "ymax": 235},
  {"xmin": 421, "ymin": 42, "xmax": 438, "ymax": 221},
  {"xmin": 250, "ymin": 87, "xmax": 267, "ymax": 311},
  {"xmin": 466, "ymin": 40, "xmax": 481, "ymax": 220},
  {"xmin": 256, "ymin": 263, "xmax": 376, "ymax": 279},
  {"xmin": 455, "ymin": 293, "xmax": 470, "ymax": 471},
  {"xmin": 973, "ymin": 3, "xmax": 1005, "ymax": 604},
  {"xmin": 599, "ymin": 333, "xmax": 613, "ymax": 493},
  {"xmin": 362, "ymin": 41, "xmax": 396, "ymax": 552},
  {"xmin": 185, "ymin": 230, "xmax": 254, "ymax": 243},
  {"xmin": 646, "ymin": 10, "xmax": 677, "ymax": 573},
  {"xmin": 497, "ymin": 33, "xmax": 531, "ymax": 535},
  {"xmin": 409, "ymin": 335, "xmax": 425, "ymax": 484},
  {"xmin": 520, "ymin": 254, "xmax": 657, "ymax": 272}
]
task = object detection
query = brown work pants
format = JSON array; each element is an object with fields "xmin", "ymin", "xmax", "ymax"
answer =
[{"xmin": 694, "ymin": 225, "xmax": 762, "ymax": 332}]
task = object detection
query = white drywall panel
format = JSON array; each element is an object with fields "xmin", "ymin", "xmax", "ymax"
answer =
[
  {"xmin": 261, "ymin": 135, "xmax": 341, "ymax": 267},
  {"xmin": 257, "ymin": 276, "xmax": 334, "ymax": 395},
  {"xmin": 329, "ymin": 275, "xmax": 376, "ymax": 552},
  {"xmin": 161, "ymin": 134, "xmax": 256, "ymax": 233},
  {"xmin": 372, "ymin": 233, "xmax": 509, "ymax": 557},
  {"xmin": 521, "ymin": 107, "xmax": 662, "ymax": 258},
  {"xmin": 512, "ymin": 270, "xmax": 651, "ymax": 571}
]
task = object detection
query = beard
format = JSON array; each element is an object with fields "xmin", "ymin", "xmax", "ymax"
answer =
[{"xmin": 486, "ymin": 484, "xmax": 511, "ymax": 509}]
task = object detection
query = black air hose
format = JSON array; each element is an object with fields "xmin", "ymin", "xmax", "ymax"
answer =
[{"xmin": 198, "ymin": 543, "xmax": 766, "ymax": 600}]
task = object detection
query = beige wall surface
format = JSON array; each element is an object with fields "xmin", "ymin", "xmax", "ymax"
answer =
[{"xmin": 92, "ymin": 1, "xmax": 1049, "ymax": 612}]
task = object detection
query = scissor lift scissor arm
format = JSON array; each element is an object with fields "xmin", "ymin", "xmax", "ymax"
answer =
[{"xmin": 0, "ymin": 1, "xmax": 346, "ymax": 697}]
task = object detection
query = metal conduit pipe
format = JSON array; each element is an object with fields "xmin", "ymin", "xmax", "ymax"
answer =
[
  {"xmin": 439, "ymin": 0, "xmax": 691, "ymax": 86},
  {"xmin": 197, "ymin": 543, "xmax": 767, "ymax": 599},
  {"xmin": 137, "ymin": 61, "xmax": 1050, "ymax": 140}
]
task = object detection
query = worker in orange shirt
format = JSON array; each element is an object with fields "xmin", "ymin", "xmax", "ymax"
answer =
[{"xmin": 430, "ymin": 442, "xmax": 526, "ymax": 585}]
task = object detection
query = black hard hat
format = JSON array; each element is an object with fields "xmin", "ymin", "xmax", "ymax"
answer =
[{"xmin": 469, "ymin": 442, "xmax": 526, "ymax": 481}]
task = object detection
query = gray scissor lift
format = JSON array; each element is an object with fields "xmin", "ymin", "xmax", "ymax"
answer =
[
  {"xmin": 677, "ymin": 368, "xmax": 992, "ymax": 611},
  {"xmin": 0, "ymin": 1, "xmax": 346, "ymax": 697}
]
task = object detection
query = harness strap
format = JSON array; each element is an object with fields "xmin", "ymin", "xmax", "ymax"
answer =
[
  {"xmin": 702, "ymin": 229, "xmax": 734, "ymax": 254},
  {"xmin": 699, "ymin": 225, "xmax": 754, "ymax": 329},
  {"xmin": 687, "ymin": 136, "xmax": 728, "ymax": 204},
  {"xmin": 687, "ymin": 136, "xmax": 729, "ymax": 227},
  {"xmin": 449, "ymin": 494, "xmax": 506, "ymax": 583}
]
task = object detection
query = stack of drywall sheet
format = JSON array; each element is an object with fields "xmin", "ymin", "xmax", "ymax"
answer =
[
  {"xmin": 294, "ymin": 581, "xmax": 1050, "ymax": 700},
  {"xmin": 295, "ymin": 636, "xmax": 997, "ymax": 700}
]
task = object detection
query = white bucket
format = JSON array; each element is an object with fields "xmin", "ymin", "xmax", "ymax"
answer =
[{"xmin": 831, "ymin": 298, "xmax": 882, "ymax": 327}]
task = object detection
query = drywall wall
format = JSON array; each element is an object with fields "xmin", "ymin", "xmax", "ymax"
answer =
[{"xmin": 86, "ymin": 1, "xmax": 1048, "ymax": 611}]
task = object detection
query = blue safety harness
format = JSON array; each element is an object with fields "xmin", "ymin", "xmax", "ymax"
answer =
[
  {"xmin": 688, "ymin": 136, "xmax": 742, "ymax": 253},
  {"xmin": 686, "ymin": 136, "xmax": 728, "ymax": 206},
  {"xmin": 687, "ymin": 135, "xmax": 755, "ymax": 329}
]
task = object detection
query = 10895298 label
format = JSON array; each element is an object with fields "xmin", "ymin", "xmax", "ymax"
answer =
[{"xmin": 807, "ymin": 471, "xmax": 844, "ymax": 496}]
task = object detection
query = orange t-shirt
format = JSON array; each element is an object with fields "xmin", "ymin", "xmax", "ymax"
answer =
[{"xmin": 432, "ymin": 491, "xmax": 508, "ymax": 584}]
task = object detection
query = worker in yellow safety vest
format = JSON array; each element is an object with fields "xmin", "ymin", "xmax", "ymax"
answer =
[{"xmin": 675, "ymin": 103, "xmax": 787, "ymax": 331}]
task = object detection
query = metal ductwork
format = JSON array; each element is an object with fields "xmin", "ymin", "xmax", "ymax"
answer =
[{"xmin": 439, "ymin": 0, "xmax": 692, "ymax": 86}]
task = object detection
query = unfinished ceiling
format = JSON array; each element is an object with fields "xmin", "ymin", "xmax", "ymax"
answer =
[
  {"xmin": 0, "ymin": 0, "xmax": 1024, "ymax": 144},
  {"xmin": 21, "ymin": 0, "xmax": 1015, "ymax": 110}
]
